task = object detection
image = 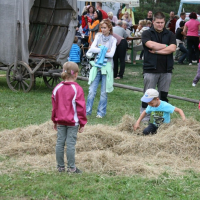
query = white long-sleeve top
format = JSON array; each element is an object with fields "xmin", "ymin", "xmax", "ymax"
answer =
[
  {"xmin": 134, "ymin": 26, "xmax": 149, "ymax": 46},
  {"xmin": 88, "ymin": 33, "xmax": 117, "ymax": 57}
]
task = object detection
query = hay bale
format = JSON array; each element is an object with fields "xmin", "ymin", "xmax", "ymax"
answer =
[{"xmin": 1, "ymin": 116, "xmax": 200, "ymax": 177}]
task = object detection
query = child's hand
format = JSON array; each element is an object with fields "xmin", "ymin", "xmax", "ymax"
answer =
[
  {"xmin": 53, "ymin": 123, "xmax": 57, "ymax": 131},
  {"xmin": 107, "ymin": 49, "xmax": 111, "ymax": 52},
  {"xmin": 79, "ymin": 127, "xmax": 84, "ymax": 133},
  {"xmin": 133, "ymin": 122, "xmax": 140, "ymax": 131}
]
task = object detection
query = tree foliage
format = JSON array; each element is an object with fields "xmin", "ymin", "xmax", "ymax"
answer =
[{"xmin": 134, "ymin": 0, "xmax": 200, "ymax": 24}]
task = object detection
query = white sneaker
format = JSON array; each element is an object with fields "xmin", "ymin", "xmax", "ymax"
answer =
[
  {"xmin": 192, "ymin": 83, "xmax": 196, "ymax": 87},
  {"xmin": 189, "ymin": 63, "xmax": 192, "ymax": 66},
  {"xmin": 96, "ymin": 115, "xmax": 102, "ymax": 118}
]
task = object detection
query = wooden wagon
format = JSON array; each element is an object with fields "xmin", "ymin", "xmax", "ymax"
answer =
[{"xmin": 0, "ymin": 0, "xmax": 77, "ymax": 92}]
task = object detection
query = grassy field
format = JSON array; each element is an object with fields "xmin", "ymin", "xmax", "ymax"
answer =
[{"xmin": 0, "ymin": 61, "xmax": 200, "ymax": 199}]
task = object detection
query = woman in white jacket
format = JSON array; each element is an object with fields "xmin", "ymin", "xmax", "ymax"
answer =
[
  {"xmin": 86, "ymin": 19, "xmax": 117, "ymax": 118},
  {"xmin": 133, "ymin": 20, "xmax": 151, "ymax": 64}
]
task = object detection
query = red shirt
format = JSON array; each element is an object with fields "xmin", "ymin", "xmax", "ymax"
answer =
[
  {"xmin": 100, "ymin": 9, "xmax": 108, "ymax": 19},
  {"xmin": 168, "ymin": 18, "xmax": 177, "ymax": 34},
  {"xmin": 51, "ymin": 81, "xmax": 87, "ymax": 128}
]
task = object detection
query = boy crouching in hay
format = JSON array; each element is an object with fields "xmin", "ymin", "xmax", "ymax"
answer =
[
  {"xmin": 134, "ymin": 89, "xmax": 185, "ymax": 135},
  {"xmin": 51, "ymin": 62, "xmax": 87, "ymax": 173}
]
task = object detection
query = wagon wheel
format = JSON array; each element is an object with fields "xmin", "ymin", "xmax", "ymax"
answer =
[
  {"xmin": 86, "ymin": 70, "xmax": 90, "ymax": 78},
  {"xmin": 43, "ymin": 65, "xmax": 62, "ymax": 89},
  {"xmin": 6, "ymin": 61, "xmax": 34, "ymax": 92},
  {"xmin": 80, "ymin": 66, "xmax": 87, "ymax": 77}
]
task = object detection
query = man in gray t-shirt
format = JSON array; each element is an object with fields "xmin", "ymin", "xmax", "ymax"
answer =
[{"xmin": 113, "ymin": 20, "xmax": 128, "ymax": 39}]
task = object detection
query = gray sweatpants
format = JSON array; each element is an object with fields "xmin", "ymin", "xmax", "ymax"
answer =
[
  {"xmin": 143, "ymin": 73, "xmax": 172, "ymax": 95},
  {"xmin": 140, "ymin": 73, "xmax": 172, "ymax": 119},
  {"xmin": 56, "ymin": 125, "xmax": 78, "ymax": 169}
]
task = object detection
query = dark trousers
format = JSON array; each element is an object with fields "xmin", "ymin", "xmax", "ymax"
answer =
[
  {"xmin": 178, "ymin": 43, "xmax": 188, "ymax": 63},
  {"xmin": 143, "ymin": 123, "xmax": 158, "ymax": 135},
  {"xmin": 113, "ymin": 39, "xmax": 128, "ymax": 78},
  {"xmin": 140, "ymin": 50, "xmax": 144, "ymax": 59},
  {"xmin": 187, "ymin": 36, "xmax": 199, "ymax": 63}
]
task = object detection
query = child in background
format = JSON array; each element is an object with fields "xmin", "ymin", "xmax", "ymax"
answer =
[
  {"xmin": 68, "ymin": 37, "xmax": 80, "ymax": 63},
  {"xmin": 134, "ymin": 89, "xmax": 185, "ymax": 135},
  {"xmin": 51, "ymin": 62, "xmax": 87, "ymax": 173}
]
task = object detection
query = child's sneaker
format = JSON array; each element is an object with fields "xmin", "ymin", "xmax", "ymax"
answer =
[
  {"xmin": 67, "ymin": 167, "xmax": 82, "ymax": 174},
  {"xmin": 96, "ymin": 115, "xmax": 102, "ymax": 118},
  {"xmin": 192, "ymin": 83, "xmax": 196, "ymax": 87},
  {"xmin": 57, "ymin": 167, "xmax": 65, "ymax": 172}
]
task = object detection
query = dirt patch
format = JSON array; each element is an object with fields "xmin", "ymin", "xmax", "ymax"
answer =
[{"xmin": 1, "ymin": 115, "xmax": 200, "ymax": 177}]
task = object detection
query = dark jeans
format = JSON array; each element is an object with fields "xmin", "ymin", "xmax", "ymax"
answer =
[
  {"xmin": 178, "ymin": 43, "xmax": 188, "ymax": 63},
  {"xmin": 140, "ymin": 50, "xmax": 144, "ymax": 59},
  {"xmin": 143, "ymin": 123, "xmax": 158, "ymax": 135},
  {"xmin": 187, "ymin": 36, "xmax": 199, "ymax": 63},
  {"xmin": 113, "ymin": 39, "xmax": 128, "ymax": 78}
]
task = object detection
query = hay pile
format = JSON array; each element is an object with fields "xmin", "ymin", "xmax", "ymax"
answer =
[{"xmin": 1, "ymin": 115, "xmax": 200, "ymax": 177}]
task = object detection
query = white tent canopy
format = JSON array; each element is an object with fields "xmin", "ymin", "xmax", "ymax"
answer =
[
  {"xmin": 178, "ymin": 0, "xmax": 200, "ymax": 16},
  {"xmin": 78, "ymin": 0, "xmax": 133, "ymax": 3}
]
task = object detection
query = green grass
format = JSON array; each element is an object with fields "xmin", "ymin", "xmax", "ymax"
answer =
[
  {"xmin": 0, "ymin": 62, "xmax": 200, "ymax": 199},
  {"xmin": 1, "ymin": 171, "xmax": 200, "ymax": 200}
]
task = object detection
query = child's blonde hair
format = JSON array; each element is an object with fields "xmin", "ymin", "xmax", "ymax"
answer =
[{"xmin": 61, "ymin": 62, "xmax": 79, "ymax": 80}]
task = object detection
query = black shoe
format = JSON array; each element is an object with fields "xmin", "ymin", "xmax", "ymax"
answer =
[
  {"xmin": 177, "ymin": 62, "xmax": 185, "ymax": 65},
  {"xmin": 57, "ymin": 167, "xmax": 65, "ymax": 172},
  {"xmin": 67, "ymin": 167, "xmax": 82, "ymax": 174}
]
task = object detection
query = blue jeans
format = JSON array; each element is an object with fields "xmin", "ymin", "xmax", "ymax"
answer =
[
  {"xmin": 86, "ymin": 70, "xmax": 107, "ymax": 117},
  {"xmin": 178, "ymin": 43, "xmax": 188, "ymax": 63},
  {"xmin": 56, "ymin": 125, "xmax": 78, "ymax": 169}
]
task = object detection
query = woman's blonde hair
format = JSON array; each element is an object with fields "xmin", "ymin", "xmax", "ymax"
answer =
[
  {"xmin": 61, "ymin": 62, "xmax": 79, "ymax": 80},
  {"xmin": 139, "ymin": 19, "xmax": 147, "ymax": 27},
  {"xmin": 100, "ymin": 19, "xmax": 113, "ymax": 35},
  {"xmin": 107, "ymin": 11, "xmax": 113, "ymax": 17},
  {"xmin": 122, "ymin": 11, "xmax": 131, "ymax": 21}
]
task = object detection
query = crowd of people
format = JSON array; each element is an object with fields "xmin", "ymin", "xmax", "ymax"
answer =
[{"xmin": 51, "ymin": 4, "xmax": 200, "ymax": 173}]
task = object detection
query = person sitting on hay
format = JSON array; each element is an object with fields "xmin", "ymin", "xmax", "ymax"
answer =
[{"xmin": 134, "ymin": 89, "xmax": 185, "ymax": 135}]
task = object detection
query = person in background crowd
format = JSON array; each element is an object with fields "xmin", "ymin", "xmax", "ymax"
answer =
[
  {"xmin": 77, "ymin": 8, "xmax": 81, "ymax": 24},
  {"xmin": 107, "ymin": 11, "xmax": 118, "ymax": 26},
  {"xmin": 86, "ymin": 19, "xmax": 117, "ymax": 118},
  {"xmin": 132, "ymin": 19, "xmax": 150, "ymax": 65},
  {"xmin": 183, "ymin": 12, "xmax": 200, "ymax": 66},
  {"xmin": 122, "ymin": 21, "xmax": 133, "ymax": 37},
  {"xmin": 146, "ymin": 10, "xmax": 153, "ymax": 22},
  {"xmin": 86, "ymin": 5, "xmax": 96, "ymax": 20},
  {"xmin": 88, "ymin": 10, "xmax": 103, "ymax": 46},
  {"xmin": 166, "ymin": 11, "xmax": 177, "ymax": 34},
  {"xmin": 175, "ymin": 12, "xmax": 186, "ymax": 32},
  {"xmin": 96, "ymin": 2, "xmax": 108, "ymax": 19},
  {"xmin": 113, "ymin": 23, "xmax": 128, "ymax": 79},
  {"xmin": 175, "ymin": 21, "xmax": 188, "ymax": 65},
  {"xmin": 113, "ymin": 20, "xmax": 128, "ymax": 39},
  {"xmin": 68, "ymin": 36, "xmax": 80, "ymax": 63},
  {"xmin": 81, "ymin": 6, "xmax": 91, "ymax": 36},
  {"xmin": 139, "ymin": 20, "xmax": 152, "ymax": 60},
  {"xmin": 117, "ymin": 8, "xmax": 122, "ymax": 19},
  {"xmin": 141, "ymin": 11, "xmax": 176, "ymax": 122},
  {"xmin": 174, "ymin": 12, "xmax": 186, "ymax": 61},
  {"xmin": 121, "ymin": 11, "xmax": 133, "ymax": 30}
]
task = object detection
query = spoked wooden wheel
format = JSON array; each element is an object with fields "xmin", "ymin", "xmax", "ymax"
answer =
[
  {"xmin": 6, "ymin": 61, "xmax": 34, "ymax": 92},
  {"xmin": 43, "ymin": 65, "xmax": 62, "ymax": 89}
]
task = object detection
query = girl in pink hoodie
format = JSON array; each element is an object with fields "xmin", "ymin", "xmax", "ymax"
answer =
[{"xmin": 52, "ymin": 62, "xmax": 87, "ymax": 173}]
